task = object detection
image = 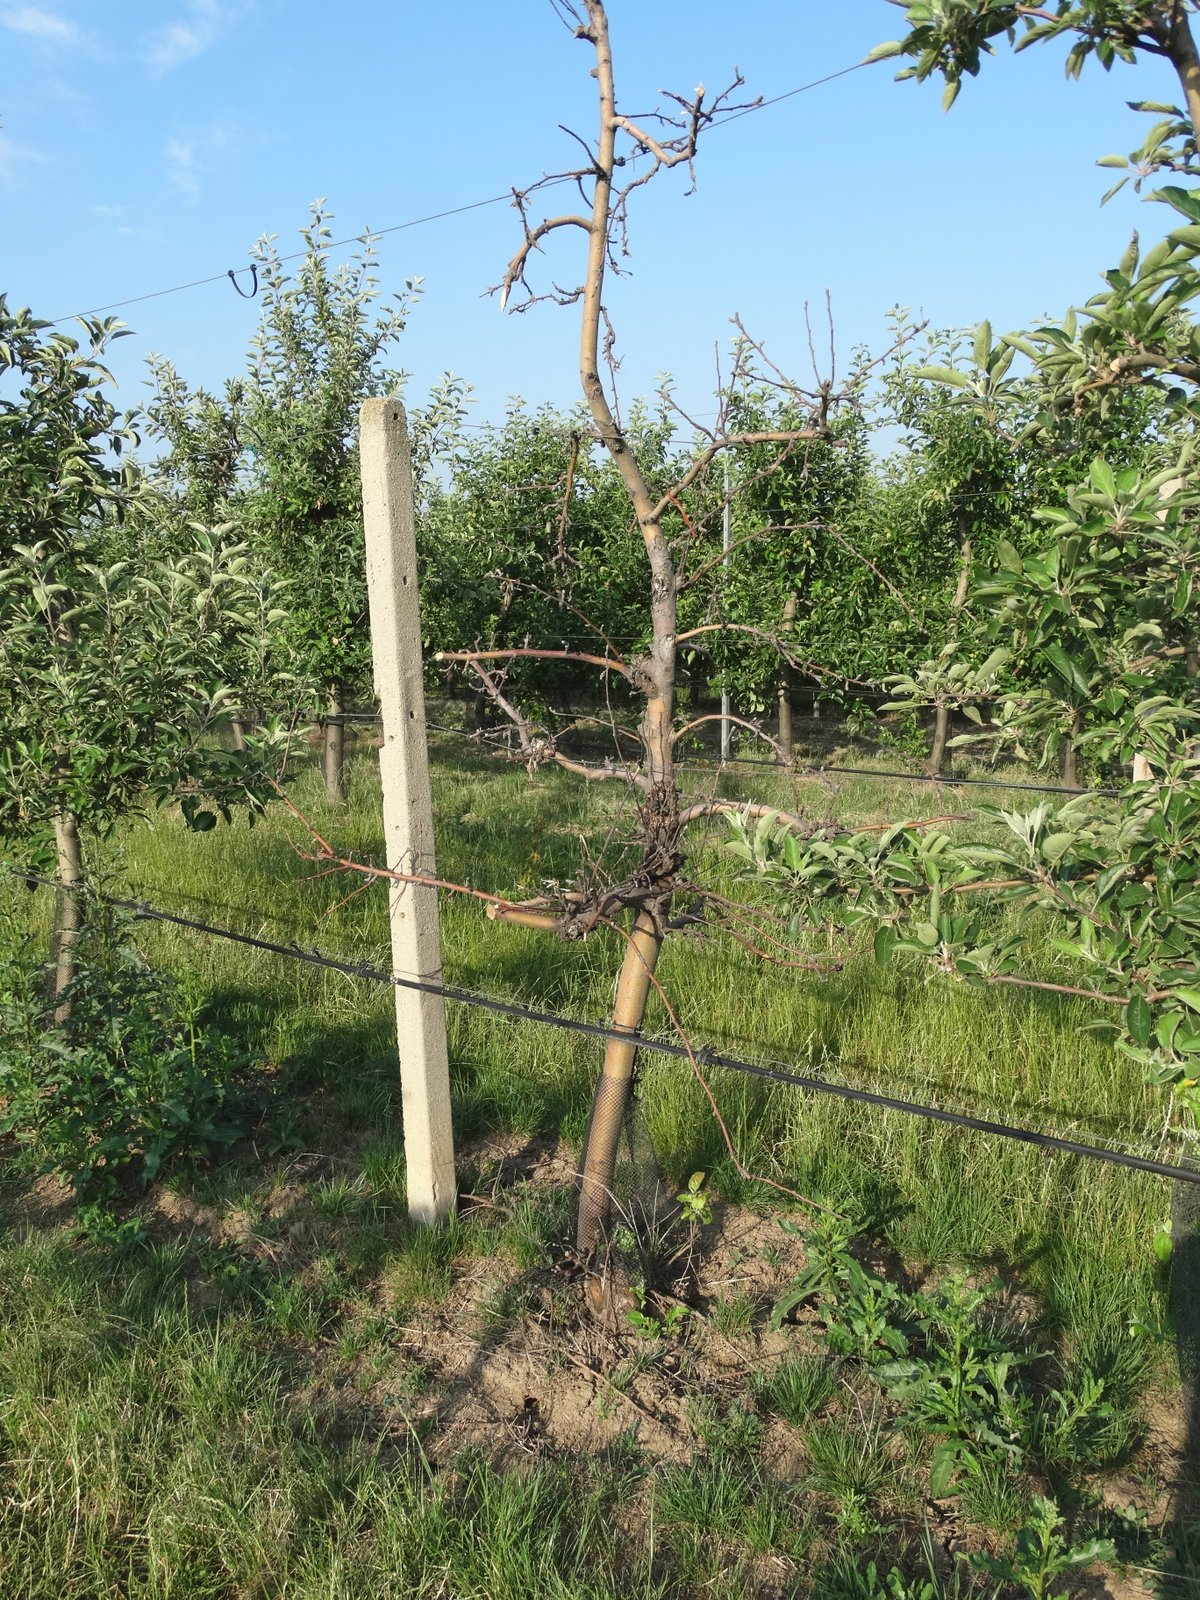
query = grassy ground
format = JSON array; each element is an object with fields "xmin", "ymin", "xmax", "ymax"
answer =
[{"xmin": 1, "ymin": 720, "xmax": 1197, "ymax": 1597}]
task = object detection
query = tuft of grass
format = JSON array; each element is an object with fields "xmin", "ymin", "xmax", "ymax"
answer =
[
  {"xmin": 958, "ymin": 1461, "xmax": 1035, "ymax": 1538},
  {"xmin": 709, "ymin": 1291, "xmax": 756, "ymax": 1340},
  {"xmin": 752, "ymin": 1350, "xmax": 841, "ymax": 1426},
  {"xmin": 806, "ymin": 1403, "xmax": 904, "ymax": 1512}
]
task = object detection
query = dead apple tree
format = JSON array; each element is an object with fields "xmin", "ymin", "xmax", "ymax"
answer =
[
  {"xmin": 299, "ymin": 0, "xmax": 909, "ymax": 1261},
  {"xmin": 446, "ymin": 0, "xmax": 916, "ymax": 1254}
]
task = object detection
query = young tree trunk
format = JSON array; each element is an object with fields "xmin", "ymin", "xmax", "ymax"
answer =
[
  {"xmin": 322, "ymin": 682, "xmax": 347, "ymax": 802},
  {"xmin": 230, "ymin": 713, "xmax": 248, "ymax": 753},
  {"xmin": 567, "ymin": 3, "xmax": 679, "ymax": 1260},
  {"xmin": 52, "ymin": 811, "xmax": 83, "ymax": 1025},
  {"xmin": 776, "ymin": 591, "xmax": 798, "ymax": 764},
  {"xmin": 929, "ymin": 531, "xmax": 972, "ymax": 775},
  {"xmin": 928, "ymin": 702, "xmax": 952, "ymax": 776},
  {"xmin": 1061, "ymin": 715, "xmax": 1080, "ymax": 788},
  {"xmin": 577, "ymin": 909, "xmax": 663, "ymax": 1252},
  {"xmin": 777, "ymin": 681, "xmax": 793, "ymax": 761}
]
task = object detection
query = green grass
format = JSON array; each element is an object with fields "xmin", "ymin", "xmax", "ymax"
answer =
[
  {"xmin": 98, "ymin": 730, "xmax": 1172, "ymax": 1346},
  {"xmin": 752, "ymin": 1351, "xmax": 842, "ymax": 1425},
  {"xmin": 1, "ymin": 724, "xmax": 1194, "ymax": 1597}
]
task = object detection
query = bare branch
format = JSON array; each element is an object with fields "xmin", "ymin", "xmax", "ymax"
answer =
[
  {"xmin": 678, "ymin": 520, "xmax": 818, "ymax": 594},
  {"xmin": 677, "ymin": 798, "xmax": 816, "ymax": 831},
  {"xmin": 651, "ymin": 431, "xmax": 830, "ymax": 519},
  {"xmin": 672, "ymin": 712, "xmax": 791, "ymax": 766},
  {"xmin": 469, "ymin": 660, "xmax": 650, "ymax": 791},
  {"xmin": 497, "ymin": 211, "xmax": 593, "ymax": 312},
  {"xmin": 435, "ymin": 645, "xmax": 634, "ymax": 678},
  {"xmin": 674, "ymin": 621, "xmax": 873, "ymax": 689}
]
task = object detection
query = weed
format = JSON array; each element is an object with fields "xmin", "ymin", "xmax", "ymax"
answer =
[
  {"xmin": 965, "ymin": 1496, "xmax": 1115, "ymax": 1600},
  {"xmin": 813, "ymin": 1527, "xmax": 982, "ymax": 1599},
  {"xmin": 654, "ymin": 1456, "xmax": 799, "ymax": 1558},
  {"xmin": 310, "ymin": 1173, "xmax": 368, "ymax": 1220},
  {"xmin": 624, "ymin": 1286, "xmax": 691, "ymax": 1337},
  {"xmin": 957, "ymin": 1459, "xmax": 1034, "ymax": 1536}
]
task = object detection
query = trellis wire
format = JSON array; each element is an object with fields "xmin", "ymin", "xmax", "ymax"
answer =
[{"xmin": 13, "ymin": 869, "xmax": 1198, "ymax": 1188}]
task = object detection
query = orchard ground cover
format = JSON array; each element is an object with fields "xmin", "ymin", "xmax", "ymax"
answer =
[{"xmin": 1, "ymin": 715, "xmax": 1197, "ymax": 1597}]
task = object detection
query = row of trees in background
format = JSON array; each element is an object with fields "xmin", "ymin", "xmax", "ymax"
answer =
[
  {"xmin": 739, "ymin": 0, "xmax": 1200, "ymax": 1125},
  {"xmin": 6, "ymin": 203, "xmax": 1180, "ymax": 922}
]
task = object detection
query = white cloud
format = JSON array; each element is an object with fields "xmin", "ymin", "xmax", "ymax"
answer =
[
  {"xmin": 144, "ymin": 0, "xmax": 234, "ymax": 71},
  {"xmin": 1, "ymin": 7, "xmax": 78, "ymax": 43},
  {"xmin": 92, "ymin": 202, "xmax": 124, "ymax": 218},
  {"xmin": 163, "ymin": 119, "xmax": 238, "ymax": 197},
  {"xmin": 0, "ymin": 132, "xmax": 44, "ymax": 185},
  {"xmin": 165, "ymin": 137, "xmax": 198, "ymax": 195}
]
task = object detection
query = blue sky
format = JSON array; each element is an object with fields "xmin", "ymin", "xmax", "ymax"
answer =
[{"xmin": 0, "ymin": 2, "xmax": 1189, "ymax": 430}]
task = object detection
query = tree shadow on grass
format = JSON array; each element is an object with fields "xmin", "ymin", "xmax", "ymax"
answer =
[{"xmin": 1164, "ymin": 1172, "xmax": 1200, "ymax": 1590}]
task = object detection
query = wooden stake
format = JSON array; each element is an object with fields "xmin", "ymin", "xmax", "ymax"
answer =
[{"xmin": 359, "ymin": 397, "xmax": 456, "ymax": 1226}]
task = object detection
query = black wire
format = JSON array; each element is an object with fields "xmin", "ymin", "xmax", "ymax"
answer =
[
  {"xmin": 711, "ymin": 61, "xmax": 872, "ymax": 126},
  {"xmin": 48, "ymin": 193, "xmax": 525, "ymax": 326},
  {"xmin": 419, "ymin": 716, "xmax": 1118, "ymax": 798},
  {"xmin": 47, "ymin": 58, "xmax": 873, "ymax": 330},
  {"xmin": 15, "ymin": 869, "xmax": 1198, "ymax": 1188}
]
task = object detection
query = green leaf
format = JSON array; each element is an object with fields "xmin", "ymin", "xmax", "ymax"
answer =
[
  {"xmin": 928, "ymin": 1441, "xmax": 961, "ymax": 1499},
  {"xmin": 1041, "ymin": 641, "xmax": 1091, "ymax": 697},
  {"xmin": 1126, "ymin": 994, "xmax": 1153, "ymax": 1046},
  {"xmin": 864, "ymin": 40, "xmax": 904, "ymax": 62},
  {"xmin": 873, "ymin": 925, "xmax": 896, "ymax": 967},
  {"xmin": 1152, "ymin": 184, "xmax": 1200, "ymax": 223},
  {"xmin": 996, "ymin": 539, "xmax": 1022, "ymax": 575},
  {"xmin": 1089, "ymin": 459, "xmax": 1117, "ymax": 498},
  {"xmin": 910, "ymin": 365, "xmax": 971, "ymax": 389},
  {"xmin": 1041, "ymin": 832, "xmax": 1074, "ymax": 865}
]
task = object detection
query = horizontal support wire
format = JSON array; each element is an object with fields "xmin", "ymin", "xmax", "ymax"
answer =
[
  {"xmin": 13, "ymin": 868, "xmax": 1198, "ymax": 1187},
  {"xmin": 420, "ymin": 719, "xmax": 1118, "ymax": 797},
  {"xmin": 283, "ymin": 708, "xmax": 1121, "ymax": 797}
]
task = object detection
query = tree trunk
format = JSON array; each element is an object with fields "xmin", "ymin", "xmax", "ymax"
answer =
[
  {"xmin": 1167, "ymin": 9, "xmax": 1200, "ymax": 145},
  {"xmin": 1061, "ymin": 716, "xmax": 1079, "ymax": 788},
  {"xmin": 777, "ymin": 682, "xmax": 793, "ymax": 762},
  {"xmin": 52, "ymin": 811, "xmax": 83, "ymax": 1025},
  {"xmin": 570, "ymin": 4, "xmax": 678, "ymax": 1263},
  {"xmin": 928, "ymin": 702, "xmax": 951, "ymax": 776},
  {"xmin": 776, "ymin": 591, "xmax": 798, "ymax": 764},
  {"xmin": 230, "ymin": 713, "xmax": 248, "ymax": 753},
  {"xmin": 322, "ymin": 682, "xmax": 347, "ymax": 802},
  {"xmin": 577, "ymin": 909, "xmax": 663, "ymax": 1254},
  {"xmin": 929, "ymin": 531, "xmax": 972, "ymax": 775}
]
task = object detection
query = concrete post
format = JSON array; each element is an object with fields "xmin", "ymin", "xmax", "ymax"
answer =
[{"xmin": 359, "ymin": 397, "xmax": 456, "ymax": 1226}]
